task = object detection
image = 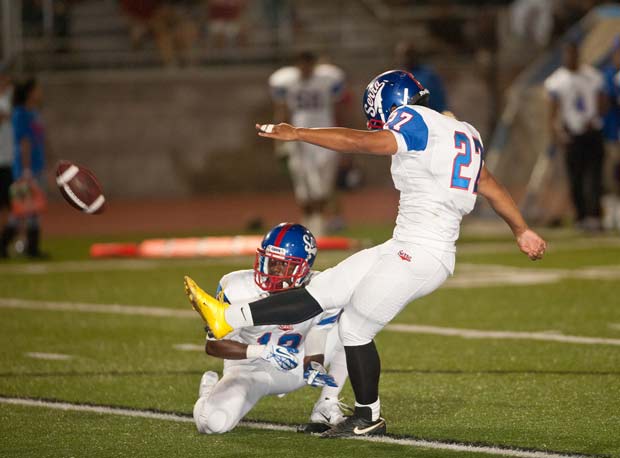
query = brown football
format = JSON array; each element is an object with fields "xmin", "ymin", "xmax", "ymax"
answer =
[{"xmin": 55, "ymin": 160, "xmax": 106, "ymax": 214}]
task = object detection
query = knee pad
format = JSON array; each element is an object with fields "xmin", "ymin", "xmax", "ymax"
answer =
[
  {"xmin": 194, "ymin": 399, "xmax": 231, "ymax": 434},
  {"xmin": 203, "ymin": 409, "xmax": 230, "ymax": 434},
  {"xmin": 339, "ymin": 310, "xmax": 374, "ymax": 347}
]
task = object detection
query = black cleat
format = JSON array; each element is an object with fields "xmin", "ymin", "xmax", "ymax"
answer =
[
  {"xmin": 296, "ymin": 422, "xmax": 331, "ymax": 434},
  {"xmin": 320, "ymin": 415, "xmax": 386, "ymax": 438}
]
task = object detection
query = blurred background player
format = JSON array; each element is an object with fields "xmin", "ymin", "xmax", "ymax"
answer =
[
  {"xmin": 206, "ymin": 0, "xmax": 247, "ymax": 50},
  {"xmin": 0, "ymin": 64, "xmax": 14, "ymax": 258},
  {"xmin": 190, "ymin": 223, "xmax": 349, "ymax": 435},
  {"xmin": 268, "ymin": 51, "xmax": 346, "ymax": 237},
  {"xmin": 6, "ymin": 77, "xmax": 48, "ymax": 258},
  {"xmin": 396, "ymin": 40, "xmax": 448, "ymax": 113},
  {"xmin": 545, "ymin": 40, "xmax": 607, "ymax": 232},
  {"xmin": 601, "ymin": 36, "xmax": 620, "ymax": 231},
  {"xmin": 119, "ymin": 0, "xmax": 198, "ymax": 68}
]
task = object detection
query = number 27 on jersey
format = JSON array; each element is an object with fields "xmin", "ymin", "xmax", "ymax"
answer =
[{"xmin": 451, "ymin": 131, "xmax": 483, "ymax": 194}]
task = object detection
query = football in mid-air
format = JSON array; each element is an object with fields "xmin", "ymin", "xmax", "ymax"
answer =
[{"xmin": 55, "ymin": 160, "xmax": 106, "ymax": 214}]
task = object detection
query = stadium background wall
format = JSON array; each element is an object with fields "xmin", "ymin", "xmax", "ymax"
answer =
[{"xmin": 40, "ymin": 57, "xmax": 491, "ymax": 198}]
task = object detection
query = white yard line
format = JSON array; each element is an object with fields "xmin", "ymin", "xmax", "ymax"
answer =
[
  {"xmin": 386, "ymin": 324, "xmax": 620, "ymax": 346},
  {"xmin": 445, "ymin": 264, "xmax": 620, "ymax": 289},
  {"xmin": 1, "ymin": 396, "xmax": 195, "ymax": 423},
  {"xmin": 354, "ymin": 435, "xmax": 589, "ymax": 458},
  {"xmin": 0, "ymin": 297, "xmax": 195, "ymax": 318},
  {"xmin": 0, "ymin": 257, "xmax": 249, "ymax": 275},
  {"xmin": 456, "ymin": 236, "xmax": 620, "ymax": 255},
  {"xmin": 1, "ymin": 297, "xmax": 619, "ymax": 347},
  {"xmin": 173, "ymin": 344, "xmax": 204, "ymax": 352},
  {"xmin": 0, "ymin": 396, "xmax": 590, "ymax": 458},
  {"xmin": 2, "ymin": 257, "xmax": 620, "ymax": 292},
  {"xmin": 24, "ymin": 352, "xmax": 73, "ymax": 361},
  {"xmin": 445, "ymin": 271, "xmax": 563, "ymax": 288},
  {"xmin": 1, "ymin": 233, "xmax": 619, "ymax": 276}
]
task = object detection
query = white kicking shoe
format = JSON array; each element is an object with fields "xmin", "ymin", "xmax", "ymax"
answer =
[
  {"xmin": 298, "ymin": 397, "xmax": 352, "ymax": 434},
  {"xmin": 198, "ymin": 371, "xmax": 219, "ymax": 398}
]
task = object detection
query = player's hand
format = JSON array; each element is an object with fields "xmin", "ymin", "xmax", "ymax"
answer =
[
  {"xmin": 516, "ymin": 228, "xmax": 547, "ymax": 261},
  {"xmin": 256, "ymin": 123, "xmax": 298, "ymax": 141},
  {"xmin": 304, "ymin": 361, "xmax": 338, "ymax": 387},
  {"xmin": 261, "ymin": 344, "xmax": 299, "ymax": 371}
]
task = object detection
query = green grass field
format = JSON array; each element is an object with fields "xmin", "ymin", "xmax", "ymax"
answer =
[{"xmin": 1, "ymin": 226, "xmax": 619, "ymax": 458}]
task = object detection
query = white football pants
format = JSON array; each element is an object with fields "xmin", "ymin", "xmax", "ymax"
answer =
[
  {"xmin": 193, "ymin": 361, "xmax": 305, "ymax": 434},
  {"xmin": 193, "ymin": 326, "xmax": 344, "ymax": 434},
  {"xmin": 306, "ymin": 239, "xmax": 454, "ymax": 346}
]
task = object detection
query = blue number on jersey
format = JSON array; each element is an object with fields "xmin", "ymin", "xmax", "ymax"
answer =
[
  {"xmin": 451, "ymin": 132, "xmax": 484, "ymax": 193},
  {"xmin": 257, "ymin": 332, "xmax": 272, "ymax": 345},
  {"xmin": 277, "ymin": 333, "xmax": 302, "ymax": 349},
  {"xmin": 451, "ymin": 131, "xmax": 472, "ymax": 190},
  {"xmin": 472, "ymin": 138, "xmax": 484, "ymax": 194},
  {"xmin": 256, "ymin": 332, "xmax": 302, "ymax": 350},
  {"xmin": 384, "ymin": 107, "xmax": 429, "ymax": 151}
]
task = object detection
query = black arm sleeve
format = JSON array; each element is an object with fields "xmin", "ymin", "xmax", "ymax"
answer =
[{"xmin": 249, "ymin": 287, "xmax": 324, "ymax": 326}]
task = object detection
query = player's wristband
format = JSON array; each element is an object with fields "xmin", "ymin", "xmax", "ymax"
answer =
[{"xmin": 246, "ymin": 344, "xmax": 266, "ymax": 359}]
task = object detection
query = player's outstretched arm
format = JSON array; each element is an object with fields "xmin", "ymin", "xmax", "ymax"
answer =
[
  {"xmin": 477, "ymin": 165, "xmax": 547, "ymax": 261},
  {"xmin": 256, "ymin": 123, "xmax": 398, "ymax": 155},
  {"xmin": 206, "ymin": 339, "xmax": 299, "ymax": 371},
  {"xmin": 205, "ymin": 340, "xmax": 250, "ymax": 360}
]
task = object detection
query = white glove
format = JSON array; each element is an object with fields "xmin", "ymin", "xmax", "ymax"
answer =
[
  {"xmin": 304, "ymin": 361, "xmax": 338, "ymax": 387},
  {"xmin": 247, "ymin": 344, "xmax": 299, "ymax": 371}
]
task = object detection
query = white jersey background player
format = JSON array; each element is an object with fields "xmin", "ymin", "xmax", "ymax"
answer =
[
  {"xmin": 185, "ymin": 70, "xmax": 547, "ymax": 438},
  {"xmin": 190, "ymin": 223, "xmax": 349, "ymax": 434},
  {"xmin": 269, "ymin": 51, "xmax": 345, "ymax": 236}
]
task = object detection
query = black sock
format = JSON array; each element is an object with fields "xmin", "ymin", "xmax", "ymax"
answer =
[
  {"xmin": 249, "ymin": 288, "xmax": 323, "ymax": 325},
  {"xmin": 345, "ymin": 340, "xmax": 380, "ymax": 419}
]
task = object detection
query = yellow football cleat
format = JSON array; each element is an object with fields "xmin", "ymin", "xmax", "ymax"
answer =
[{"xmin": 184, "ymin": 276, "xmax": 233, "ymax": 339}]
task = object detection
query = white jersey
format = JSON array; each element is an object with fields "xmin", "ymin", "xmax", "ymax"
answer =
[
  {"xmin": 216, "ymin": 270, "xmax": 340, "ymax": 363},
  {"xmin": 544, "ymin": 65, "xmax": 604, "ymax": 135},
  {"xmin": 383, "ymin": 105, "xmax": 484, "ymax": 251},
  {"xmin": 269, "ymin": 63, "xmax": 345, "ymax": 128}
]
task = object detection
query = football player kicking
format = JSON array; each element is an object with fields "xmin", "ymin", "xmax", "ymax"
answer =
[
  {"xmin": 191, "ymin": 223, "xmax": 350, "ymax": 435},
  {"xmin": 185, "ymin": 70, "xmax": 547, "ymax": 438}
]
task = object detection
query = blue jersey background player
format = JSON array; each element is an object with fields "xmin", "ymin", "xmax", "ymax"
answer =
[{"xmin": 396, "ymin": 40, "xmax": 448, "ymax": 113}]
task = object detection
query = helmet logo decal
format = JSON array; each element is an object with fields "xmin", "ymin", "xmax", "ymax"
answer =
[
  {"xmin": 266, "ymin": 245, "xmax": 287, "ymax": 256},
  {"xmin": 303, "ymin": 234, "xmax": 317, "ymax": 261},
  {"xmin": 365, "ymin": 80, "xmax": 385, "ymax": 118}
]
